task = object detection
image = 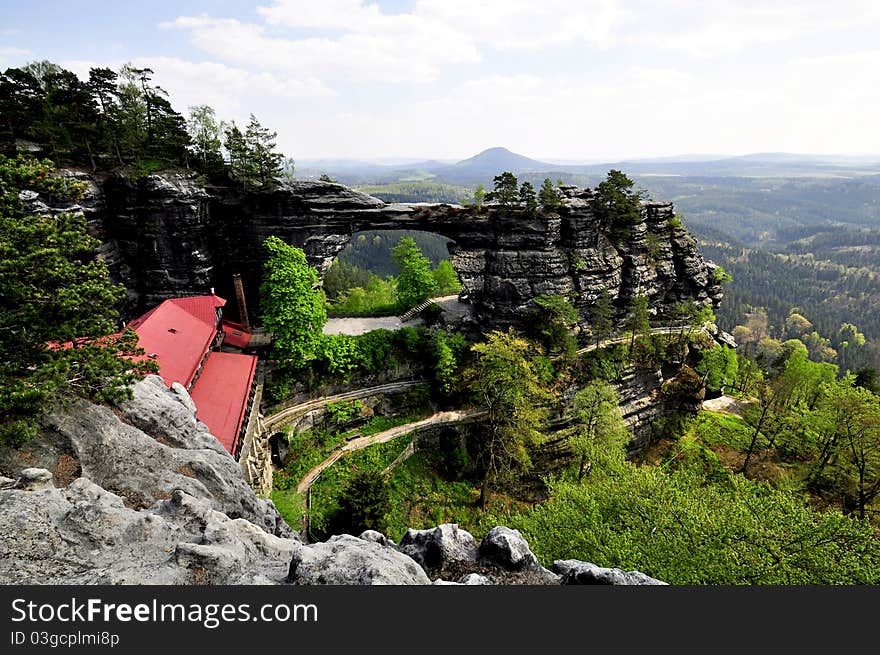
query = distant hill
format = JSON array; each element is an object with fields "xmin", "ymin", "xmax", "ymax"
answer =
[{"xmin": 452, "ymin": 147, "xmax": 553, "ymax": 173}]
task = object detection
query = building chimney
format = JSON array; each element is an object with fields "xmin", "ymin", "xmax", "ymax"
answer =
[{"xmin": 232, "ymin": 273, "xmax": 250, "ymax": 331}]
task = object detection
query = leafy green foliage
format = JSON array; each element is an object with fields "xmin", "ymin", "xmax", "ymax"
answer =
[
  {"xmin": 566, "ymin": 381, "xmax": 629, "ymax": 480},
  {"xmin": 323, "ymin": 259, "xmax": 373, "ymax": 301},
  {"xmin": 465, "ymin": 329, "xmax": 552, "ymax": 505},
  {"xmin": 498, "ymin": 457, "xmax": 880, "ymax": 584},
  {"xmin": 334, "ymin": 469, "xmax": 392, "ymax": 535},
  {"xmin": 696, "ymin": 345, "xmax": 738, "ymax": 393},
  {"xmin": 327, "ymin": 275, "xmax": 398, "ymax": 317},
  {"xmin": 392, "ymin": 237, "xmax": 438, "ymax": 310},
  {"xmin": 491, "ymin": 171, "xmax": 519, "ymax": 208},
  {"xmin": 0, "ymin": 156, "xmax": 156, "ymax": 444},
  {"xmin": 625, "ymin": 293, "xmax": 651, "ymax": 349},
  {"xmin": 532, "ymin": 294, "xmax": 579, "ymax": 360},
  {"xmin": 432, "ymin": 259, "xmax": 461, "ymax": 296},
  {"xmin": 473, "ymin": 183, "xmax": 485, "ymax": 212},
  {"xmin": 260, "ymin": 236, "xmax": 326, "ymax": 370},
  {"xmin": 590, "ymin": 289, "xmax": 615, "ymax": 346},
  {"xmin": 186, "ymin": 104, "xmax": 224, "ymax": 173},
  {"xmin": 590, "ymin": 169, "xmax": 644, "ymax": 244},
  {"xmin": 326, "ymin": 399, "xmax": 364, "ymax": 425},
  {"xmin": 519, "ymin": 181, "xmax": 537, "ymax": 216},
  {"xmin": 539, "ymin": 178, "xmax": 561, "ymax": 209}
]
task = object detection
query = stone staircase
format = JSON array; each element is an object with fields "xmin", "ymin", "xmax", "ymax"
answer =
[{"xmin": 399, "ymin": 297, "xmax": 441, "ymax": 322}]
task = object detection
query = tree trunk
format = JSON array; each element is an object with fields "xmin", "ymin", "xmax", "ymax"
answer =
[
  {"xmin": 479, "ymin": 477, "xmax": 489, "ymax": 508},
  {"xmin": 740, "ymin": 404, "xmax": 769, "ymax": 474}
]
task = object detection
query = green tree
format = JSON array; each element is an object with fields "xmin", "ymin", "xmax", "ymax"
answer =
[
  {"xmin": 259, "ymin": 236, "xmax": 327, "ymax": 370},
  {"xmin": 696, "ymin": 345, "xmax": 738, "ymax": 394},
  {"xmin": 473, "ymin": 183, "xmax": 485, "ymax": 213},
  {"xmin": 323, "ymin": 259, "xmax": 373, "ymax": 301},
  {"xmin": 491, "ymin": 171, "xmax": 519, "ymax": 208},
  {"xmin": 244, "ymin": 113, "xmax": 284, "ymax": 188},
  {"xmin": 335, "ymin": 469, "xmax": 391, "ymax": 534},
  {"xmin": 432, "ymin": 259, "xmax": 461, "ymax": 296},
  {"xmin": 591, "ymin": 289, "xmax": 615, "ymax": 346},
  {"xmin": 567, "ymin": 381, "xmax": 629, "ymax": 480},
  {"xmin": 186, "ymin": 104, "xmax": 224, "ymax": 172},
  {"xmin": 502, "ymin": 460, "xmax": 880, "ymax": 584},
  {"xmin": 223, "ymin": 121, "xmax": 255, "ymax": 186},
  {"xmin": 539, "ymin": 177, "xmax": 561, "ymax": 209},
  {"xmin": 519, "ymin": 181, "xmax": 537, "ymax": 215},
  {"xmin": 532, "ymin": 294, "xmax": 579, "ymax": 360},
  {"xmin": 465, "ymin": 329, "xmax": 551, "ymax": 506},
  {"xmin": 626, "ymin": 293, "xmax": 651, "ymax": 349},
  {"xmin": 808, "ymin": 380, "xmax": 880, "ymax": 518},
  {"xmin": 391, "ymin": 237, "xmax": 437, "ymax": 310},
  {"xmin": 591, "ymin": 169, "xmax": 643, "ymax": 244},
  {"xmin": 0, "ymin": 156, "xmax": 156, "ymax": 444}
]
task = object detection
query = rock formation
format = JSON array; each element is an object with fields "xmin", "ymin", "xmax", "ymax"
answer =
[
  {"xmin": 0, "ymin": 376, "xmax": 664, "ymax": 586},
  {"xmin": 38, "ymin": 171, "xmax": 722, "ymax": 328}
]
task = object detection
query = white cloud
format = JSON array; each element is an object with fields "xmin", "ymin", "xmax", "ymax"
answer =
[
  {"xmin": 287, "ymin": 54, "xmax": 880, "ymax": 159},
  {"xmin": 163, "ymin": 13, "xmax": 480, "ymax": 83},
  {"xmin": 623, "ymin": 0, "xmax": 880, "ymax": 55},
  {"xmin": 0, "ymin": 45, "xmax": 30, "ymax": 67},
  {"xmin": 62, "ymin": 56, "xmax": 333, "ymax": 123}
]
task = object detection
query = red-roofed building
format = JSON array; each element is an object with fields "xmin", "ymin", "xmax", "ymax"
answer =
[
  {"xmin": 189, "ymin": 352, "xmax": 257, "ymax": 454},
  {"xmin": 127, "ymin": 294, "xmax": 257, "ymax": 456}
]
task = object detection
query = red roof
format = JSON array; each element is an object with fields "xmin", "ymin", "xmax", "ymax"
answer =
[
  {"xmin": 221, "ymin": 320, "xmax": 252, "ymax": 349},
  {"xmin": 129, "ymin": 296, "xmax": 224, "ymax": 387},
  {"xmin": 168, "ymin": 295, "xmax": 226, "ymax": 327},
  {"xmin": 189, "ymin": 352, "xmax": 258, "ymax": 454}
]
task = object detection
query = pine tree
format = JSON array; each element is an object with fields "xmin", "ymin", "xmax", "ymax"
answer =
[
  {"xmin": 539, "ymin": 177, "xmax": 561, "ymax": 209},
  {"xmin": 492, "ymin": 171, "xmax": 519, "ymax": 208},
  {"xmin": 223, "ymin": 121, "xmax": 254, "ymax": 186},
  {"xmin": 626, "ymin": 293, "xmax": 651, "ymax": 349},
  {"xmin": 592, "ymin": 288, "xmax": 615, "ymax": 346},
  {"xmin": 244, "ymin": 113, "xmax": 283, "ymax": 188},
  {"xmin": 519, "ymin": 181, "xmax": 537, "ymax": 216}
]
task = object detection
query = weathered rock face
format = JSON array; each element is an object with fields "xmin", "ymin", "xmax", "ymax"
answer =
[
  {"xmin": 0, "ymin": 381, "xmax": 664, "ymax": 585},
  {"xmin": 56, "ymin": 172, "xmax": 721, "ymax": 328},
  {"xmin": 0, "ymin": 376, "xmax": 291, "ymax": 538}
]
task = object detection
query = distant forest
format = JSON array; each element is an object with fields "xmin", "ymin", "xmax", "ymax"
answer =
[{"xmin": 337, "ymin": 230, "xmax": 453, "ymax": 278}]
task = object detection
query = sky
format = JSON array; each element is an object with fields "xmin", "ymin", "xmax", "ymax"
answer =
[{"xmin": 2, "ymin": 0, "xmax": 880, "ymax": 162}]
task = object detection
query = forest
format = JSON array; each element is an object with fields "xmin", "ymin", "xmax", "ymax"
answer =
[{"xmin": 0, "ymin": 60, "xmax": 288, "ymax": 188}]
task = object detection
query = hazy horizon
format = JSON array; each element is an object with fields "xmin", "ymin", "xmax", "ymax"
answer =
[{"xmin": 4, "ymin": 1, "xmax": 880, "ymax": 160}]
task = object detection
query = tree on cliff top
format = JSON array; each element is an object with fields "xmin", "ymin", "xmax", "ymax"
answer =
[
  {"xmin": 519, "ymin": 181, "xmax": 537, "ymax": 216},
  {"xmin": 491, "ymin": 171, "xmax": 519, "ymax": 209},
  {"xmin": 260, "ymin": 236, "xmax": 327, "ymax": 370},
  {"xmin": 591, "ymin": 169, "xmax": 644, "ymax": 244},
  {"xmin": 539, "ymin": 177, "xmax": 561, "ymax": 209},
  {"xmin": 0, "ymin": 155, "xmax": 157, "ymax": 445}
]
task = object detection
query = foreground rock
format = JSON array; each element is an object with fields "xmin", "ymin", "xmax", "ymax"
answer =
[
  {"xmin": 553, "ymin": 560, "xmax": 668, "ymax": 585},
  {"xmin": 0, "ymin": 380, "xmax": 664, "ymax": 586},
  {"xmin": 0, "ymin": 376, "xmax": 290, "ymax": 538}
]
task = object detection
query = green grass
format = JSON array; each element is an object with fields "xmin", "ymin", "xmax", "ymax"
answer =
[
  {"xmin": 271, "ymin": 414, "xmax": 425, "ymax": 534},
  {"xmin": 307, "ymin": 436, "xmax": 413, "ymax": 538},
  {"xmin": 270, "ymin": 488, "xmax": 306, "ymax": 529},
  {"xmin": 691, "ymin": 410, "xmax": 754, "ymax": 451},
  {"xmin": 382, "ymin": 452, "xmax": 496, "ymax": 540}
]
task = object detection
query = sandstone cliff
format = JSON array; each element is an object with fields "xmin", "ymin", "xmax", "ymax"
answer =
[{"xmin": 41, "ymin": 171, "xmax": 722, "ymax": 328}]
